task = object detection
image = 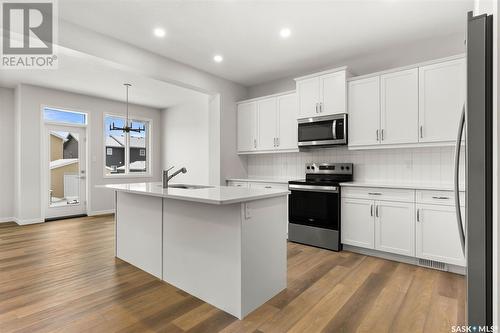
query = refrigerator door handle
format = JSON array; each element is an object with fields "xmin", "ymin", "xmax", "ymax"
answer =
[{"xmin": 454, "ymin": 104, "xmax": 466, "ymax": 255}]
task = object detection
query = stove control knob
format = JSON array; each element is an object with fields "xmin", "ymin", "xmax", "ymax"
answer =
[
  {"xmin": 311, "ymin": 166, "xmax": 315, "ymax": 170},
  {"xmin": 341, "ymin": 166, "xmax": 344, "ymax": 170},
  {"xmin": 306, "ymin": 166, "xmax": 310, "ymax": 170},
  {"xmin": 346, "ymin": 166, "xmax": 350, "ymax": 170}
]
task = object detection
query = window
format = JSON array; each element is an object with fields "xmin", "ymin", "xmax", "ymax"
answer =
[
  {"xmin": 44, "ymin": 107, "xmax": 87, "ymax": 125},
  {"xmin": 104, "ymin": 115, "xmax": 150, "ymax": 176}
]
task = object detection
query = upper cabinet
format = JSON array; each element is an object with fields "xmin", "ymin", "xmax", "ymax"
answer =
[
  {"xmin": 418, "ymin": 58, "xmax": 466, "ymax": 143},
  {"xmin": 348, "ymin": 76, "xmax": 380, "ymax": 146},
  {"xmin": 380, "ymin": 68, "xmax": 419, "ymax": 145},
  {"xmin": 296, "ymin": 68, "xmax": 347, "ymax": 118},
  {"xmin": 237, "ymin": 92, "xmax": 298, "ymax": 154},
  {"xmin": 348, "ymin": 56, "xmax": 465, "ymax": 149}
]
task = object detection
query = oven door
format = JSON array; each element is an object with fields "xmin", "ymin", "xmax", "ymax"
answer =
[
  {"xmin": 288, "ymin": 184, "xmax": 340, "ymax": 230},
  {"xmin": 297, "ymin": 114, "xmax": 347, "ymax": 147}
]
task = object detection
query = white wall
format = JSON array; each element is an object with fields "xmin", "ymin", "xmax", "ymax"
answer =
[
  {"xmin": 246, "ymin": 33, "xmax": 465, "ymax": 99},
  {"xmin": 161, "ymin": 93, "xmax": 210, "ymax": 184},
  {"xmin": 58, "ymin": 20, "xmax": 248, "ymax": 183},
  {"xmin": 14, "ymin": 84, "xmax": 162, "ymax": 223},
  {"xmin": 0, "ymin": 87, "xmax": 15, "ymax": 221},
  {"xmin": 247, "ymin": 147, "xmax": 465, "ymax": 187}
]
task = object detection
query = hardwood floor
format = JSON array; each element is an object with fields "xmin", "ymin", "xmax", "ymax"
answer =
[{"xmin": 0, "ymin": 215, "xmax": 465, "ymax": 333}]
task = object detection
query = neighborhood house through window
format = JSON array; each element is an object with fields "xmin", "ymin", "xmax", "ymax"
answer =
[{"xmin": 104, "ymin": 115, "xmax": 149, "ymax": 175}]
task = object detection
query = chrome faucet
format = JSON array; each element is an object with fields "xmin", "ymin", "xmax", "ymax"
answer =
[{"xmin": 163, "ymin": 166, "xmax": 187, "ymax": 188}]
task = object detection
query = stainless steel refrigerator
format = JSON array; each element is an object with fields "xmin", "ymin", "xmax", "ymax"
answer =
[{"xmin": 455, "ymin": 10, "xmax": 493, "ymax": 326}]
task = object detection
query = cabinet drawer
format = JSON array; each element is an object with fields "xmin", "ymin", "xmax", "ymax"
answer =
[
  {"xmin": 416, "ymin": 190, "xmax": 465, "ymax": 206},
  {"xmin": 227, "ymin": 181, "xmax": 249, "ymax": 188},
  {"xmin": 342, "ymin": 187, "xmax": 414, "ymax": 202},
  {"xmin": 249, "ymin": 182, "xmax": 288, "ymax": 190}
]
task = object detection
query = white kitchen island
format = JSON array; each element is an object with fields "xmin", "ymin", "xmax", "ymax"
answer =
[{"xmin": 102, "ymin": 182, "xmax": 289, "ymax": 319}]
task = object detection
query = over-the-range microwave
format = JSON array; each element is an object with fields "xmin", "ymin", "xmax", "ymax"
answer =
[{"xmin": 297, "ymin": 113, "xmax": 347, "ymax": 148}]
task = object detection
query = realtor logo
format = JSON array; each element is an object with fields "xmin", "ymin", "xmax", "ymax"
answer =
[{"xmin": 1, "ymin": 0, "xmax": 58, "ymax": 68}]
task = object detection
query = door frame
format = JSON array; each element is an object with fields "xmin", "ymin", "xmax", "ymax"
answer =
[{"xmin": 40, "ymin": 106, "xmax": 90, "ymax": 220}]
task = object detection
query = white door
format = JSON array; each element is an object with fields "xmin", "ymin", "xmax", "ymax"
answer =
[
  {"xmin": 418, "ymin": 58, "xmax": 466, "ymax": 143},
  {"xmin": 341, "ymin": 198, "xmax": 375, "ymax": 249},
  {"xmin": 319, "ymin": 71, "xmax": 346, "ymax": 115},
  {"xmin": 416, "ymin": 204, "xmax": 466, "ymax": 266},
  {"xmin": 375, "ymin": 201, "xmax": 415, "ymax": 256},
  {"xmin": 45, "ymin": 124, "xmax": 87, "ymax": 219},
  {"xmin": 237, "ymin": 102, "xmax": 257, "ymax": 152},
  {"xmin": 297, "ymin": 77, "xmax": 320, "ymax": 118},
  {"xmin": 257, "ymin": 97, "xmax": 277, "ymax": 151},
  {"xmin": 348, "ymin": 76, "xmax": 381, "ymax": 146},
  {"xmin": 277, "ymin": 93, "xmax": 298, "ymax": 150},
  {"xmin": 380, "ymin": 68, "xmax": 419, "ymax": 145}
]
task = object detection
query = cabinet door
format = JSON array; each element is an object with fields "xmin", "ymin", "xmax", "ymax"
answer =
[
  {"xmin": 375, "ymin": 201, "xmax": 415, "ymax": 257},
  {"xmin": 319, "ymin": 71, "xmax": 346, "ymax": 115},
  {"xmin": 347, "ymin": 76, "xmax": 380, "ymax": 146},
  {"xmin": 277, "ymin": 93, "xmax": 298, "ymax": 150},
  {"xmin": 341, "ymin": 198, "xmax": 374, "ymax": 249},
  {"xmin": 380, "ymin": 68, "xmax": 419, "ymax": 145},
  {"xmin": 237, "ymin": 102, "xmax": 257, "ymax": 152},
  {"xmin": 416, "ymin": 204, "xmax": 466, "ymax": 266},
  {"xmin": 257, "ymin": 97, "xmax": 277, "ymax": 151},
  {"xmin": 297, "ymin": 77, "xmax": 320, "ymax": 118},
  {"xmin": 418, "ymin": 58, "xmax": 465, "ymax": 143}
]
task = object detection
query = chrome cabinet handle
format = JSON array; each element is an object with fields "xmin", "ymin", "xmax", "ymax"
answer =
[
  {"xmin": 319, "ymin": 102, "xmax": 323, "ymax": 113},
  {"xmin": 274, "ymin": 138, "xmax": 277, "ymax": 147},
  {"xmin": 375, "ymin": 205, "xmax": 379, "ymax": 217},
  {"xmin": 376, "ymin": 129, "xmax": 379, "ymax": 141},
  {"xmin": 454, "ymin": 105, "xmax": 466, "ymax": 255},
  {"xmin": 315, "ymin": 103, "xmax": 319, "ymax": 113},
  {"xmin": 276, "ymin": 137, "xmax": 280, "ymax": 147},
  {"xmin": 381, "ymin": 129, "xmax": 385, "ymax": 141},
  {"xmin": 368, "ymin": 192, "xmax": 382, "ymax": 195},
  {"xmin": 432, "ymin": 196, "xmax": 450, "ymax": 200},
  {"xmin": 254, "ymin": 139, "xmax": 257, "ymax": 148},
  {"xmin": 264, "ymin": 186, "xmax": 272, "ymax": 189},
  {"xmin": 370, "ymin": 204, "xmax": 374, "ymax": 217},
  {"xmin": 420, "ymin": 125, "xmax": 424, "ymax": 139},
  {"xmin": 417, "ymin": 208, "xmax": 420, "ymax": 222}
]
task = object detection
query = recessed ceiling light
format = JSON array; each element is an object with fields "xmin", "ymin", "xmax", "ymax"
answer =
[
  {"xmin": 280, "ymin": 28, "xmax": 291, "ymax": 38},
  {"xmin": 153, "ymin": 27, "xmax": 166, "ymax": 38},
  {"xmin": 213, "ymin": 54, "xmax": 223, "ymax": 63}
]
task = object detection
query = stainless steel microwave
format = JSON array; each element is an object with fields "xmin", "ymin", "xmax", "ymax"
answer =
[{"xmin": 297, "ymin": 113, "xmax": 347, "ymax": 148}]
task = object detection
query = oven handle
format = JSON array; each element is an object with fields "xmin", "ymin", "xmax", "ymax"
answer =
[{"xmin": 289, "ymin": 184, "xmax": 339, "ymax": 193}]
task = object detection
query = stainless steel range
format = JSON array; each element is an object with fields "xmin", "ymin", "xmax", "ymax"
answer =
[{"xmin": 288, "ymin": 163, "xmax": 353, "ymax": 251}]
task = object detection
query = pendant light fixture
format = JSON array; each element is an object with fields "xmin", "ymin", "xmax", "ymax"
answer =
[{"xmin": 109, "ymin": 83, "xmax": 145, "ymax": 133}]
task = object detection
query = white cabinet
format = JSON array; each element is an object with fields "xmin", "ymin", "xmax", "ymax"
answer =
[
  {"xmin": 375, "ymin": 201, "xmax": 415, "ymax": 257},
  {"xmin": 418, "ymin": 58, "xmax": 466, "ymax": 143},
  {"xmin": 347, "ymin": 56, "xmax": 465, "ymax": 149},
  {"xmin": 296, "ymin": 77, "xmax": 319, "ymax": 118},
  {"xmin": 296, "ymin": 68, "xmax": 347, "ymax": 118},
  {"xmin": 416, "ymin": 204, "xmax": 465, "ymax": 266},
  {"xmin": 348, "ymin": 76, "xmax": 380, "ymax": 146},
  {"xmin": 341, "ymin": 198, "xmax": 375, "ymax": 249},
  {"xmin": 277, "ymin": 93, "xmax": 298, "ymax": 150},
  {"xmin": 380, "ymin": 68, "xmax": 419, "ymax": 145},
  {"xmin": 257, "ymin": 98, "xmax": 277, "ymax": 151},
  {"xmin": 237, "ymin": 92, "xmax": 298, "ymax": 154},
  {"xmin": 237, "ymin": 102, "xmax": 257, "ymax": 152}
]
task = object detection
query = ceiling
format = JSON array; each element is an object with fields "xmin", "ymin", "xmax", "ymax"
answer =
[
  {"xmin": 0, "ymin": 47, "xmax": 205, "ymax": 109},
  {"xmin": 58, "ymin": 0, "xmax": 473, "ymax": 86}
]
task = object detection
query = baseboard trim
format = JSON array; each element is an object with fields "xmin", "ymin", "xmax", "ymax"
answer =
[
  {"xmin": 0, "ymin": 217, "xmax": 14, "ymax": 223},
  {"xmin": 13, "ymin": 217, "xmax": 44, "ymax": 225},
  {"xmin": 343, "ymin": 244, "xmax": 466, "ymax": 275},
  {"xmin": 88, "ymin": 209, "xmax": 115, "ymax": 216}
]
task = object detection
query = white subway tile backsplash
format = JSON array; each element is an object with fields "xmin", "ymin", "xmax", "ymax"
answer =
[{"xmin": 246, "ymin": 146, "xmax": 465, "ymax": 186}]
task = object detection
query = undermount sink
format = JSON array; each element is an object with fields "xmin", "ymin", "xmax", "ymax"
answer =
[{"xmin": 160, "ymin": 184, "xmax": 214, "ymax": 190}]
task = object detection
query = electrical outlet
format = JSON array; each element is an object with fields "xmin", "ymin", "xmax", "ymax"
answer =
[{"xmin": 244, "ymin": 203, "xmax": 251, "ymax": 219}]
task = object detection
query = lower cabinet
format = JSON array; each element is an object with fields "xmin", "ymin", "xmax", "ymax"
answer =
[
  {"xmin": 416, "ymin": 204, "xmax": 466, "ymax": 266},
  {"xmin": 341, "ymin": 198, "xmax": 414, "ymax": 256}
]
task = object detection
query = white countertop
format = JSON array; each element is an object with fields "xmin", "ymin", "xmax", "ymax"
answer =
[
  {"xmin": 339, "ymin": 182, "xmax": 465, "ymax": 192},
  {"xmin": 101, "ymin": 182, "xmax": 289, "ymax": 205},
  {"xmin": 226, "ymin": 177, "xmax": 290, "ymax": 184}
]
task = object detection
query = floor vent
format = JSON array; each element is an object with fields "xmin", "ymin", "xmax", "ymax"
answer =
[{"xmin": 418, "ymin": 258, "xmax": 447, "ymax": 271}]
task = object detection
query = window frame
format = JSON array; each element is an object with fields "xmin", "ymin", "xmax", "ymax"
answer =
[
  {"xmin": 103, "ymin": 113, "xmax": 152, "ymax": 178},
  {"xmin": 43, "ymin": 107, "xmax": 88, "ymax": 126}
]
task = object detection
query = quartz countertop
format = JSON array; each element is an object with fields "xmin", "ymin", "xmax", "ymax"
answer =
[
  {"xmin": 226, "ymin": 177, "xmax": 290, "ymax": 184},
  {"xmin": 100, "ymin": 182, "xmax": 289, "ymax": 205},
  {"xmin": 339, "ymin": 182, "xmax": 465, "ymax": 192}
]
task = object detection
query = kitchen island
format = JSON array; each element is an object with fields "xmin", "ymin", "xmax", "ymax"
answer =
[{"xmin": 102, "ymin": 182, "xmax": 289, "ymax": 319}]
